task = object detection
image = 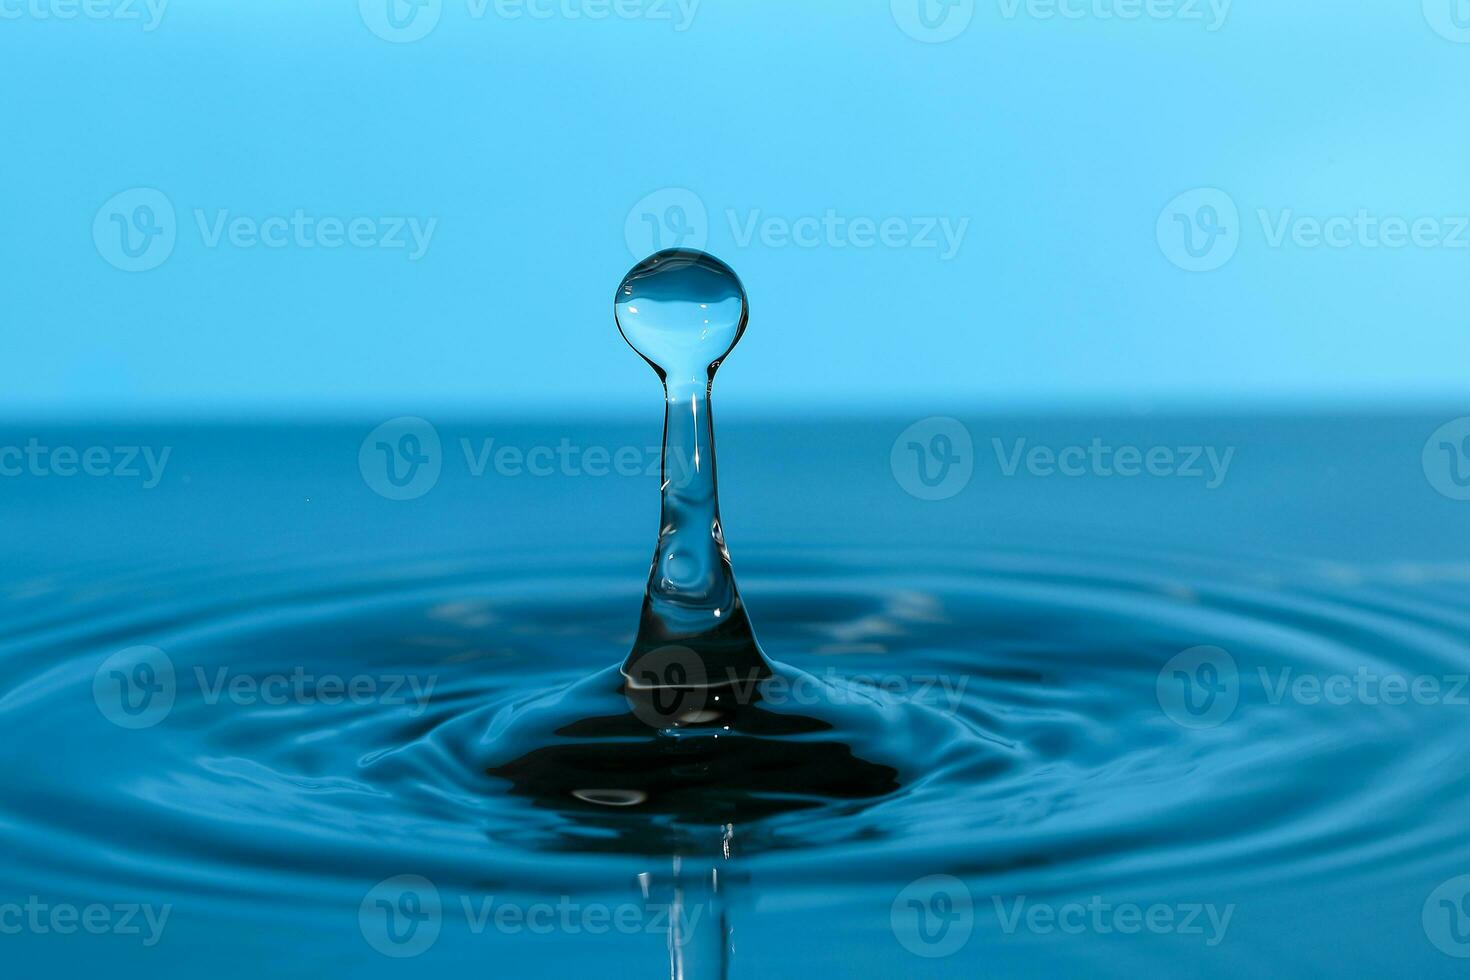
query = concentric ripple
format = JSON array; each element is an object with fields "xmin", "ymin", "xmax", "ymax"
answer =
[{"xmin": 2, "ymin": 545, "xmax": 1469, "ymax": 916}]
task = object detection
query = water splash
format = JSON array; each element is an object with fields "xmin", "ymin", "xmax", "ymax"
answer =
[
  {"xmin": 480, "ymin": 252, "xmax": 929, "ymax": 978},
  {"xmin": 615, "ymin": 249, "xmax": 774, "ymax": 700},
  {"xmin": 484, "ymin": 254, "xmax": 915, "ymax": 831}
]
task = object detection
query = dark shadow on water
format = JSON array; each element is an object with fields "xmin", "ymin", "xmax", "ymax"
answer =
[{"xmin": 484, "ymin": 668, "xmax": 901, "ymax": 855}]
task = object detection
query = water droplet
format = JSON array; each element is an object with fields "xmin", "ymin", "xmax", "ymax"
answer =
[
  {"xmin": 615, "ymin": 250, "xmax": 772, "ymax": 698},
  {"xmin": 615, "ymin": 249, "xmax": 748, "ymax": 390}
]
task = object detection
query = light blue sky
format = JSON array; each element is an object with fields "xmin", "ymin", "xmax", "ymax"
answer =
[{"xmin": 4, "ymin": 1, "xmax": 1470, "ymax": 417}]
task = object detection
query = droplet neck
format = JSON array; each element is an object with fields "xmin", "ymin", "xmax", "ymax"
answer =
[{"xmin": 614, "ymin": 250, "xmax": 772, "ymax": 689}]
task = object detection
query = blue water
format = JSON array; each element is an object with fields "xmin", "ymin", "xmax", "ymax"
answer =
[{"xmin": 3, "ymin": 415, "xmax": 1470, "ymax": 977}]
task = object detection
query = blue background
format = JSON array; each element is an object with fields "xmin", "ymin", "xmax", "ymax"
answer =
[{"xmin": 3, "ymin": 1, "xmax": 1469, "ymax": 419}]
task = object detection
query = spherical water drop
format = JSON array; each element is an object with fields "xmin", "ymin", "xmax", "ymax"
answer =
[{"xmin": 615, "ymin": 249, "xmax": 748, "ymax": 390}]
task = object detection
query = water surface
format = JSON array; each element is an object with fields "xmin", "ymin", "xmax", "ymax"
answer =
[{"xmin": 2, "ymin": 415, "xmax": 1468, "ymax": 977}]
